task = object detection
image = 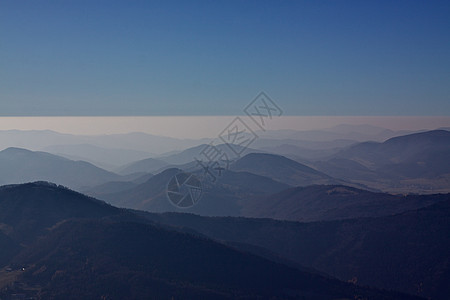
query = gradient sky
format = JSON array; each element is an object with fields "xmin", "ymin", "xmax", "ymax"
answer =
[{"xmin": 1, "ymin": 0, "xmax": 449, "ymax": 116}]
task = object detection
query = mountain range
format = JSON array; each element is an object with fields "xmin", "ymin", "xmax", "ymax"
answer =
[
  {"xmin": 0, "ymin": 127, "xmax": 449, "ymax": 299},
  {"xmin": 0, "ymin": 124, "xmax": 424, "ymax": 169},
  {"xmin": 0, "ymin": 182, "xmax": 421, "ymax": 299}
]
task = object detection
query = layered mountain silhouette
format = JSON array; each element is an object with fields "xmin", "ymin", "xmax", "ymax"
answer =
[
  {"xmin": 0, "ymin": 182, "xmax": 418, "ymax": 299},
  {"xmin": 0, "ymin": 128, "xmax": 448, "ymax": 299}
]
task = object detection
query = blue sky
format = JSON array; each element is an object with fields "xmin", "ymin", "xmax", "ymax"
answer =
[{"xmin": 1, "ymin": 0, "xmax": 449, "ymax": 116}]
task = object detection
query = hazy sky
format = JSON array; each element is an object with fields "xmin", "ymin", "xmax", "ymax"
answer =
[
  {"xmin": 1, "ymin": 1, "xmax": 449, "ymax": 116},
  {"xmin": 0, "ymin": 116, "xmax": 449, "ymax": 139}
]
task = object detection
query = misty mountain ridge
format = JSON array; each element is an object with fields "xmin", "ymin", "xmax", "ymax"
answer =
[
  {"xmin": 0, "ymin": 129, "xmax": 447, "ymax": 195},
  {"xmin": 0, "ymin": 124, "xmax": 427, "ymax": 170}
]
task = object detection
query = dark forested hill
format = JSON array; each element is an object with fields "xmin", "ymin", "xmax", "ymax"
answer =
[
  {"xmin": 0, "ymin": 181, "xmax": 120, "ymax": 242},
  {"xmin": 0, "ymin": 182, "xmax": 419, "ymax": 299},
  {"xmin": 142, "ymin": 198, "xmax": 450, "ymax": 300}
]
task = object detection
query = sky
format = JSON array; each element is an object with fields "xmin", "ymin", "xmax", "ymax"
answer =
[{"xmin": 1, "ymin": 0, "xmax": 449, "ymax": 116}]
